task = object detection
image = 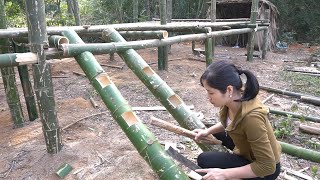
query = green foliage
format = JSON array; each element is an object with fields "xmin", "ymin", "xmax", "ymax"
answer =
[
  {"xmin": 311, "ymin": 166, "xmax": 319, "ymax": 178},
  {"xmin": 271, "ymin": 0, "xmax": 320, "ymax": 43},
  {"xmin": 279, "ymin": 71, "xmax": 320, "ymax": 97},
  {"xmin": 5, "ymin": 1, "xmax": 26, "ymax": 27},
  {"xmin": 273, "ymin": 114, "xmax": 294, "ymax": 139}
]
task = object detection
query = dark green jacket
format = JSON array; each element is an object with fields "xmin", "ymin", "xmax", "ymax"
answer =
[{"xmin": 219, "ymin": 96, "xmax": 281, "ymax": 177}]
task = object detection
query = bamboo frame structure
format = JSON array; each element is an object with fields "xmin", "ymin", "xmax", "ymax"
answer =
[
  {"xmin": 103, "ymin": 27, "xmax": 224, "ymax": 152},
  {"xmin": 25, "ymin": 0, "xmax": 62, "ymax": 154},
  {"xmin": 61, "ymin": 29, "xmax": 189, "ymax": 179},
  {"xmin": 0, "ymin": 0, "xmax": 24, "ymax": 128}
]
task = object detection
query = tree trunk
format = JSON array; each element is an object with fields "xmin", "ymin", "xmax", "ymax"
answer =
[
  {"xmin": 133, "ymin": 0, "xmax": 138, "ymax": 22},
  {"xmin": 61, "ymin": 29, "xmax": 189, "ymax": 179},
  {"xmin": 146, "ymin": 0, "xmax": 151, "ymax": 20},
  {"xmin": 0, "ymin": 0, "xmax": 24, "ymax": 128},
  {"xmin": 72, "ymin": 0, "xmax": 80, "ymax": 25},
  {"xmin": 25, "ymin": 0, "xmax": 62, "ymax": 154},
  {"xmin": 66, "ymin": 0, "xmax": 73, "ymax": 19}
]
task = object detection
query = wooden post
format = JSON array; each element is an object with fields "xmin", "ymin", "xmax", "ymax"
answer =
[
  {"xmin": 210, "ymin": 0, "xmax": 216, "ymax": 63},
  {"xmin": 246, "ymin": 0, "xmax": 259, "ymax": 61},
  {"xmin": 204, "ymin": 27, "xmax": 213, "ymax": 66},
  {"xmin": 158, "ymin": 0, "xmax": 168, "ymax": 70},
  {"xmin": 0, "ymin": 0, "xmax": 24, "ymax": 128},
  {"xmin": 25, "ymin": 0, "xmax": 62, "ymax": 154},
  {"xmin": 261, "ymin": 28, "xmax": 268, "ymax": 59},
  {"xmin": 13, "ymin": 42, "xmax": 38, "ymax": 121}
]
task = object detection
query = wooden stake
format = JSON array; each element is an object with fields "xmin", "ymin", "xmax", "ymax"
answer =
[{"xmin": 150, "ymin": 116, "xmax": 222, "ymax": 145}]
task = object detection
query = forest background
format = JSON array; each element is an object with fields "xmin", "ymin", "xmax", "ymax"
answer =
[{"xmin": 3, "ymin": 0, "xmax": 320, "ymax": 45}]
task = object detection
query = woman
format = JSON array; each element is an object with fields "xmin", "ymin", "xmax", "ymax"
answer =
[{"xmin": 194, "ymin": 61, "xmax": 281, "ymax": 180}]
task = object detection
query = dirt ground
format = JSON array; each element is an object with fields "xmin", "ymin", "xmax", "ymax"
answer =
[{"xmin": 0, "ymin": 42, "xmax": 319, "ymax": 180}]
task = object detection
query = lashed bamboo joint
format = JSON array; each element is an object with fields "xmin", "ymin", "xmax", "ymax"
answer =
[
  {"xmin": 143, "ymin": 66, "xmax": 155, "ymax": 77},
  {"xmin": 121, "ymin": 111, "xmax": 139, "ymax": 127},
  {"xmin": 95, "ymin": 73, "xmax": 111, "ymax": 88},
  {"xmin": 168, "ymin": 94, "xmax": 183, "ymax": 109}
]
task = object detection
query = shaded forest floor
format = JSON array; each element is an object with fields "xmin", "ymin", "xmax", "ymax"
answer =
[{"xmin": 0, "ymin": 42, "xmax": 319, "ymax": 179}]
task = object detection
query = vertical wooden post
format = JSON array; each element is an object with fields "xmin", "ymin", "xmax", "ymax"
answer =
[
  {"xmin": 0, "ymin": 0, "xmax": 24, "ymax": 128},
  {"xmin": 205, "ymin": 27, "xmax": 213, "ymax": 66},
  {"xmin": 133, "ymin": 0, "xmax": 138, "ymax": 22},
  {"xmin": 158, "ymin": 0, "xmax": 168, "ymax": 70},
  {"xmin": 13, "ymin": 43, "xmax": 38, "ymax": 121},
  {"xmin": 210, "ymin": 0, "xmax": 216, "ymax": 63},
  {"xmin": 25, "ymin": 0, "xmax": 62, "ymax": 154},
  {"xmin": 246, "ymin": 0, "xmax": 259, "ymax": 61},
  {"xmin": 261, "ymin": 28, "xmax": 268, "ymax": 59}
]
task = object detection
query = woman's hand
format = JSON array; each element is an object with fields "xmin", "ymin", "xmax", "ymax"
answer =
[
  {"xmin": 195, "ymin": 168, "xmax": 228, "ymax": 180},
  {"xmin": 193, "ymin": 129, "xmax": 209, "ymax": 141}
]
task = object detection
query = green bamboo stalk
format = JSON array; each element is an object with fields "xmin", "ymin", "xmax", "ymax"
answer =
[
  {"xmin": 204, "ymin": 27, "xmax": 213, "ymax": 66},
  {"xmin": 269, "ymin": 109, "xmax": 320, "ymax": 123},
  {"xmin": 279, "ymin": 141, "xmax": 320, "ymax": 163},
  {"xmin": 158, "ymin": 0, "xmax": 168, "ymax": 71},
  {"xmin": 62, "ymin": 27, "xmax": 267, "ymax": 57},
  {"xmin": 13, "ymin": 43, "xmax": 38, "ymax": 121},
  {"xmin": 0, "ymin": 0, "xmax": 24, "ymax": 128},
  {"xmin": 103, "ymin": 27, "xmax": 224, "ymax": 152},
  {"xmin": 246, "ymin": 0, "xmax": 259, "ymax": 61},
  {"xmin": 260, "ymin": 85, "xmax": 320, "ymax": 106},
  {"xmin": 25, "ymin": 0, "xmax": 62, "ymax": 154},
  {"xmin": 48, "ymin": 35, "xmax": 69, "ymax": 48},
  {"xmin": 61, "ymin": 29, "xmax": 189, "ymax": 179}
]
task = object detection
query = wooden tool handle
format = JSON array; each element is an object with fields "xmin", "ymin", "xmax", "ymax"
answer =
[{"xmin": 150, "ymin": 116, "xmax": 222, "ymax": 145}]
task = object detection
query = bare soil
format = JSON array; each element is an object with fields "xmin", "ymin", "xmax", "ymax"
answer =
[{"xmin": 0, "ymin": 42, "xmax": 319, "ymax": 179}]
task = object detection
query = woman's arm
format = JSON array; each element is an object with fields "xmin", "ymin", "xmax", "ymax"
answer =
[{"xmin": 194, "ymin": 122, "xmax": 225, "ymax": 140}]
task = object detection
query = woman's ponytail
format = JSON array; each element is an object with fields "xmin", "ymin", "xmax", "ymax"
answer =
[{"xmin": 236, "ymin": 69, "xmax": 259, "ymax": 101}]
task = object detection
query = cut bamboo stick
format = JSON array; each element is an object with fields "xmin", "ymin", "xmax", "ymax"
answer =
[
  {"xmin": 132, "ymin": 105, "xmax": 194, "ymax": 111},
  {"xmin": 150, "ymin": 116, "xmax": 222, "ymax": 145},
  {"xmin": 299, "ymin": 124, "xmax": 320, "ymax": 135},
  {"xmin": 100, "ymin": 64, "xmax": 123, "ymax": 69}
]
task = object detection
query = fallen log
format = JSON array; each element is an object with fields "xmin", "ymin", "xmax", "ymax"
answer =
[
  {"xmin": 299, "ymin": 124, "xmax": 320, "ymax": 135},
  {"xmin": 150, "ymin": 116, "xmax": 222, "ymax": 145}
]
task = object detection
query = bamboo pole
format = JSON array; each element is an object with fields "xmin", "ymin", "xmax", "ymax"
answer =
[
  {"xmin": 246, "ymin": 0, "xmax": 259, "ymax": 61},
  {"xmin": 269, "ymin": 109, "xmax": 320, "ymax": 123},
  {"xmin": 150, "ymin": 116, "xmax": 222, "ymax": 145},
  {"xmin": 62, "ymin": 27, "xmax": 267, "ymax": 57},
  {"xmin": 73, "ymin": 31, "xmax": 169, "ymax": 39},
  {"xmin": 61, "ymin": 29, "xmax": 189, "ymax": 179},
  {"xmin": 158, "ymin": 0, "xmax": 168, "ymax": 71},
  {"xmin": 279, "ymin": 141, "xmax": 320, "ymax": 163},
  {"xmin": 25, "ymin": 0, "xmax": 62, "ymax": 154},
  {"xmin": 0, "ymin": 21, "xmax": 267, "ymax": 38},
  {"xmin": 261, "ymin": 28, "xmax": 268, "ymax": 59},
  {"xmin": 204, "ymin": 27, "xmax": 213, "ymax": 66},
  {"xmin": 152, "ymin": 18, "xmax": 269, "ymax": 23},
  {"xmin": 102, "ymin": 27, "xmax": 224, "ymax": 152},
  {"xmin": 0, "ymin": 0, "xmax": 24, "ymax": 128},
  {"xmin": 260, "ymin": 85, "xmax": 320, "ymax": 106},
  {"xmin": 299, "ymin": 124, "xmax": 320, "ymax": 135},
  {"xmin": 48, "ymin": 35, "xmax": 69, "ymax": 48},
  {"xmin": 133, "ymin": 0, "xmax": 138, "ymax": 23},
  {"xmin": 210, "ymin": 0, "xmax": 216, "ymax": 63},
  {"xmin": 13, "ymin": 42, "xmax": 38, "ymax": 121}
]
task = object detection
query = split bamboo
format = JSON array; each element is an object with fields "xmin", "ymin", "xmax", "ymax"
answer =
[
  {"xmin": 260, "ymin": 85, "xmax": 320, "ymax": 106},
  {"xmin": 102, "ymin": 27, "xmax": 224, "ymax": 152},
  {"xmin": 61, "ymin": 29, "xmax": 189, "ymax": 179},
  {"xmin": 25, "ymin": 0, "xmax": 62, "ymax": 154},
  {"xmin": 62, "ymin": 27, "xmax": 267, "ymax": 57},
  {"xmin": 279, "ymin": 141, "xmax": 320, "ymax": 163},
  {"xmin": 13, "ymin": 42, "xmax": 38, "ymax": 121},
  {"xmin": 0, "ymin": 0, "xmax": 24, "ymax": 128},
  {"xmin": 269, "ymin": 109, "xmax": 320, "ymax": 123},
  {"xmin": 246, "ymin": 0, "xmax": 259, "ymax": 61}
]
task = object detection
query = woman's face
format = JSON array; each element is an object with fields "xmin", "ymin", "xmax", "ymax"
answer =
[{"xmin": 202, "ymin": 80, "xmax": 229, "ymax": 107}]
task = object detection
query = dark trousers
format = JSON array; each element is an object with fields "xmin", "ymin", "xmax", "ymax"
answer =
[{"xmin": 197, "ymin": 131, "xmax": 280, "ymax": 180}]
